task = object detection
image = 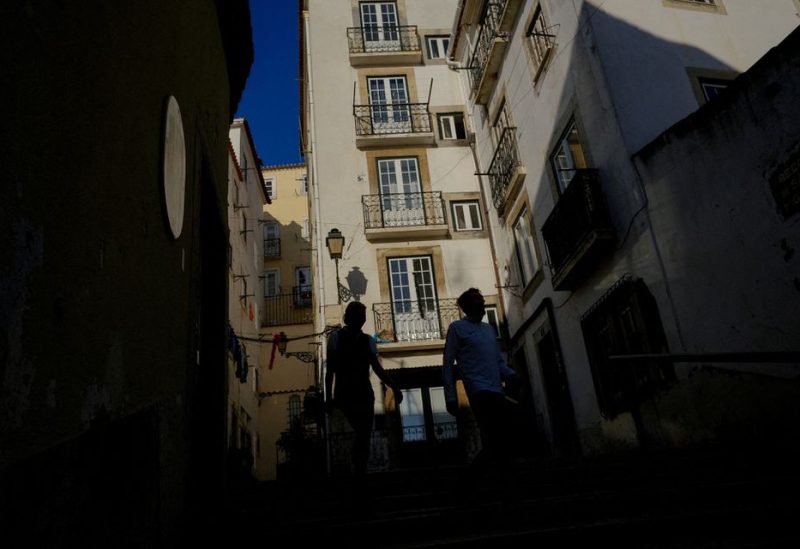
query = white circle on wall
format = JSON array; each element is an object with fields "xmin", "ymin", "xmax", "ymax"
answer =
[{"xmin": 163, "ymin": 95, "xmax": 186, "ymax": 239}]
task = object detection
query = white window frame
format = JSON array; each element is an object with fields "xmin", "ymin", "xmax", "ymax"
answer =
[
  {"xmin": 483, "ymin": 305, "xmax": 500, "ymax": 339},
  {"xmin": 264, "ymin": 268, "xmax": 280, "ymax": 297},
  {"xmin": 513, "ymin": 207, "xmax": 540, "ymax": 287},
  {"xmin": 263, "ymin": 177, "xmax": 276, "ymax": 200},
  {"xmin": 451, "ymin": 200, "xmax": 482, "ymax": 231},
  {"xmin": 299, "ymin": 173, "xmax": 308, "ymax": 195},
  {"xmin": 301, "ymin": 218, "xmax": 310, "ymax": 239},
  {"xmin": 425, "ymin": 35, "xmax": 450, "ymax": 59},
  {"xmin": 360, "ymin": 1, "xmax": 400, "ymax": 47},
  {"xmin": 437, "ymin": 112, "xmax": 466, "ymax": 141}
]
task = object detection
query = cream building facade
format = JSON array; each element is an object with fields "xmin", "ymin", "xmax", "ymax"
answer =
[
  {"xmin": 257, "ymin": 163, "xmax": 318, "ymax": 481},
  {"xmin": 227, "ymin": 118, "xmax": 269, "ymax": 479},
  {"xmin": 301, "ymin": 0, "xmax": 504, "ymax": 471},
  {"xmin": 449, "ymin": 0, "xmax": 800, "ymax": 456}
]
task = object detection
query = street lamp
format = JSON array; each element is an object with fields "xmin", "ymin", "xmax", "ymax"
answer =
[
  {"xmin": 276, "ymin": 332, "xmax": 316, "ymax": 363},
  {"xmin": 325, "ymin": 228, "xmax": 352, "ymax": 304}
]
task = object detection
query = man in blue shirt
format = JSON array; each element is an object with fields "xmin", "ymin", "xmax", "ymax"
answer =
[{"xmin": 443, "ymin": 288, "xmax": 518, "ymax": 495}]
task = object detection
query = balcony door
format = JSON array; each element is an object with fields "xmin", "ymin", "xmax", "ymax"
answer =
[
  {"xmin": 360, "ymin": 2, "xmax": 399, "ymax": 50},
  {"xmin": 378, "ymin": 157, "xmax": 424, "ymax": 226},
  {"xmin": 388, "ymin": 256, "xmax": 439, "ymax": 341},
  {"xmin": 368, "ymin": 76, "xmax": 410, "ymax": 133},
  {"xmin": 293, "ymin": 267, "xmax": 311, "ymax": 307}
]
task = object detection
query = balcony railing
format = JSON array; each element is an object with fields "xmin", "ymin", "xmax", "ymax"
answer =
[
  {"xmin": 347, "ymin": 25, "xmax": 420, "ymax": 54},
  {"xmin": 362, "ymin": 192, "xmax": 446, "ymax": 229},
  {"xmin": 292, "ymin": 285, "xmax": 312, "ymax": 308},
  {"xmin": 469, "ymin": 2, "xmax": 504, "ymax": 95},
  {"xmin": 373, "ymin": 298, "xmax": 460, "ymax": 343},
  {"xmin": 262, "ymin": 293, "xmax": 314, "ymax": 326},
  {"xmin": 486, "ymin": 127, "xmax": 523, "ymax": 211},
  {"xmin": 263, "ymin": 238, "xmax": 280, "ymax": 259},
  {"xmin": 353, "ymin": 103, "xmax": 432, "ymax": 137},
  {"xmin": 541, "ymin": 169, "xmax": 616, "ymax": 289}
]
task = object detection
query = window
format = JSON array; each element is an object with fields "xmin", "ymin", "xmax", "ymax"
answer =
[
  {"xmin": 368, "ymin": 76, "xmax": 410, "ymax": 131},
  {"xmin": 377, "ymin": 157, "xmax": 423, "ymax": 226},
  {"xmin": 491, "ymin": 100, "xmax": 513, "ymax": 144},
  {"xmin": 525, "ymin": 5, "xmax": 555, "ymax": 82},
  {"xmin": 451, "ymin": 200, "xmax": 482, "ymax": 231},
  {"xmin": 425, "ymin": 35, "xmax": 450, "ymax": 59},
  {"xmin": 697, "ymin": 76, "xmax": 730, "ymax": 102},
  {"xmin": 360, "ymin": 2, "xmax": 399, "ymax": 47},
  {"xmin": 287, "ymin": 395, "xmax": 302, "ymax": 428},
  {"xmin": 513, "ymin": 207, "xmax": 540, "ymax": 287},
  {"xmin": 437, "ymin": 113, "xmax": 467, "ymax": 141},
  {"xmin": 301, "ymin": 218, "xmax": 310, "ymax": 239},
  {"xmin": 293, "ymin": 267, "xmax": 312, "ymax": 307},
  {"xmin": 299, "ymin": 173, "xmax": 308, "ymax": 195},
  {"xmin": 399, "ymin": 388, "xmax": 425, "ymax": 441},
  {"xmin": 263, "ymin": 269, "xmax": 280, "ymax": 297},
  {"xmin": 241, "ymin": 214, "xmax": 248, "ymax": 242},
  {"xmin": 263, "ymin": 221, "xmax": 280, "ymax": 258},
  {"xmin": 387, "ymin": 255, "xmax": 440, "ymax": 341},
  {"xmin": 263, "ymin": 177, "xmax": 276, "ymax": 200},
  {"xmin": 483, "ymin": 305, "xmax": 500, "ymax": 338},
  {"xmin": 551, "ymin": 119, "xmax": 588, "ymax": 194},
  {"xmin": 581, "ymin": 276, "xmax": 676, "ymax": 418}
]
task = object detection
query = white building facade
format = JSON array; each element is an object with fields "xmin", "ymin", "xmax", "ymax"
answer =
[
  {"xmin": 450, "ymin": 0, "xmax": 800, "ymax": 456},
  {"xmin": 301, "ymin": 0, "xmax": 504, "ymax": 471}
]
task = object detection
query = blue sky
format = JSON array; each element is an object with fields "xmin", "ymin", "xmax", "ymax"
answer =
[{"xmin": 235, "ymin": 0, "xmax": 302, "ymax": 167}]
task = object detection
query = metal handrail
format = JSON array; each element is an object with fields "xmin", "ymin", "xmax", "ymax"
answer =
[
  {"xmin": 347, "ymin": 25, "xmax": 420, "ymax": 54},
  {"xmin": 373, "ymin": 298, "xmax": 460, "ymax": 343},
  {"xmin": 362, "ymin": 191, "xmax": 446, "ymax": 229},
  {"xmin": 541, "ymin": 169, "xmax": 613, "ymax": 275},
  {"xmin": 469, "ymin": 2, "xmax": 504, "ymax": 92},
  {"xmin": 353, "ymin": 102, "xmax": 432, "ymax": 136},
  {"xmin": 262, "ymin": 293, "xmax": 314, "ymax": 326},
  {"xmin": 484, "ymin": 127, "xmax": 522, "ymax": 210}
]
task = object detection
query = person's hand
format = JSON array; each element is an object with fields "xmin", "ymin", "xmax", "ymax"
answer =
[
  {"xmin": 446, "ymin": 400, "xmax": 459, "ymax": 417},
  {"xmin": 391, "ymin": 385, "xmax": 404, "ymax": 405}
]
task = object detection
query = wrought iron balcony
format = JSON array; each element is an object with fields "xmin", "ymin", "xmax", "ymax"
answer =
[
  {"xmin": 263, "ymin": 237, "xmax": 280, "ymax": 259},
  {"xmin": 292, "ymin": 285, "xmax": 312, "ymax": 308},
  {"xmin": 485, "ymin": 127, "xmax": 525, "ymax": 213},
  {"xmin": 262, "ymin": 293, "xmax": 314, "ymax": 326},
  {"xmin": 347, "ymin": 25, "xmax": 421, "ymax": 66},
  {"xmin": 362, "ymin": 192, "xmax": 447, "ymax": 239},
  {"xmin": 353, "ymin": 103, "xmax": 433, "ymax": 147},
  {"xmin": 468, "ymin": 2, "xmax": 508, "ymax": 104},
  {"xmin": 373, "ymin": 298, "xmax": 460, "ymax": 344},
  {"xmin": 541, "ymin": 169, "xmax": 616, "ymax": 291}
]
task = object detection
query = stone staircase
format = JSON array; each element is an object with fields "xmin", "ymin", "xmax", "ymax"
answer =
[{"xmin": 225, "ymin": 446, "xmax": 800, "ymax": 547}]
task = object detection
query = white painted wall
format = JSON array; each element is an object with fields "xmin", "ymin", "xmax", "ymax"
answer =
[{"xmin": 452, "ymin": 0, "xmax": 799, "ymax": 454}]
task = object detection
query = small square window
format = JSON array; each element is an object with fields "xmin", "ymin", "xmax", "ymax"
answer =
[
  {"xmin": 426, "ymin": 36, "xmax": 450, "ymax": 59},
  {"xmin": 438, "ymin": 113, "xmax": 467, "ymax": 141},
  {"xmin": 483, "ymin": 305, "xmax": 500, "ymax": 339},
  {"xmin": 263, "ymin": 177, "xmax": 276, "ymax": 200},
  {"xmin": 451, "ymin": 201, "xmax": 482, "ymax": 231},
  {"xmin": 299, "ymin": 174, "xmax": 308, "ymax": 195},
  {"xmin": 697, "ymin": 76, "xmax": 730, "ymax": 101}
]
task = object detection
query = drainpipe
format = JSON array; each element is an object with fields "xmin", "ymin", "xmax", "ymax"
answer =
[{"xmin": 303, "ymin": 8, "xmax": 332, "ymax": 476}]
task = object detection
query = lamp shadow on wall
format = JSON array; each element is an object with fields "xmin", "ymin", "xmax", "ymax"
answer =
[{"xmin": 345, "ymin": 266, "xmax": 368, "ymax": 301}]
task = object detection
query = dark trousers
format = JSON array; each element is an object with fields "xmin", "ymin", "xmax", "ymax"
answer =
[
  {"xmin": 466, "ymin": 390, "xmax": 515, "ymax": 480},
  {"xmin": 337, "ymin": 397, "xmax": 375, "ymax": 478}
]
